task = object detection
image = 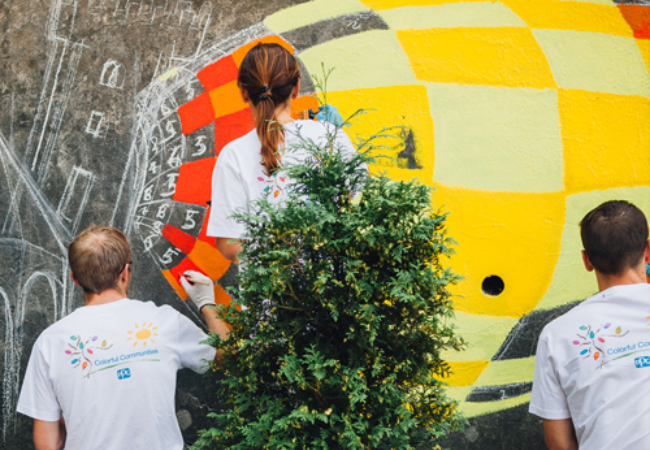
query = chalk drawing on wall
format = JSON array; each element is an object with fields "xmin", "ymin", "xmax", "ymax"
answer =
[
  {"xmin": 0, "ymin": 0, "xmax": 220, "ymax": 441},
  {"xmin": 56, "ymin": 166, "xmax": 96, "ymax": 235},
  {"xmin": 258, "ymin": 0, "xmax": 650, "ymax": 419},
  {"xmin": 99, "ymin": 59, "xmax": 126, "ymax": 90},
  {"xmin": 85, "ymin": 111, "xmax": 110, "ymax": 139},
  {"xmin": 3, "ymin": 0, "xmax": 650, "ymax": 443}
]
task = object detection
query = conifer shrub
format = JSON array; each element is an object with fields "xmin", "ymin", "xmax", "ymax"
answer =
[{"xmin": 193, "ymin": 115, "xmax": 464, "ymax": 450}]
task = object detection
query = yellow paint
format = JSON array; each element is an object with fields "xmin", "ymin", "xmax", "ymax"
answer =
[
  {"xmin": 298, "ymin": 30, "xmax": 417, "ymax": 91},
  {"xmin": 500, "ymin": 0, "xmax": 634, "ymax": 37},
  {"xmin": 560, "ymin": 89, "xmax": 650, "ymax": 194},
  {"xmin": 359, "ymin": 0, "xmax": 485, "ymax": 9},
  {"xmin": 428, "ymin": 83, "xmax": 564, "ymax": 192},
  {"xmin": 434, "ymin": 184, "xmax": 564, "ymax": 317},
  {"xmin": 397, "ymin": 27, "xmax": 556, "ymax": 89},
  {"xmin": 209, "ymin": 80, "xmax": 248, "ymax": 119},
  {"xmin": 637, "ymin": 39, "xmax": 650, "ymax": 75},
  {"xmin": 434, "ymin": 360, "xmax": 490, "ymax": 387},
  {"xmin": 378, "ymin": 2, "xmax": 527, "ymax": 30},
  {"xmin": 264, "ymin": 0, "xmax": 369, "ymax": 33},
  {"xmin": 444, "ymin": 386, "xmax": 475, "ymax": 404},
  {"xmin": 473, "ymin": 357, "xmax": 535, "ymax": 387},
  {"xmin": 536, "ymin": 186, "xmax": 650, "ymax": 311},
  {"xmin": 326, "ymin": 85, "xmax": 434, "ymax": 184},
  {"xmin": 441, "ymin": 312, "xmax": 519, "ymax": 362},
  {"xmin": 461, "ymin": 393, "xmax": 532, "ymax": 418},
  {"xmin": 158, "ymin": 67, "xmax": 179, "ymax": 82},
  {"xmin": 533, "ymin": 29, "xmax": 650, "ymax": 98}
]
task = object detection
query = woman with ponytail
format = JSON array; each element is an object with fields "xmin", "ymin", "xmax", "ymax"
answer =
[{"xmin": 204, "ymin": 43, "xmax": 361, "ymax": 262}]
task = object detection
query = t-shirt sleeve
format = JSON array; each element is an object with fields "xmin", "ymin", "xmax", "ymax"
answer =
[
  {"xmin": 206, "ymin": 147, "xmax": 248, "ymax": 239},
  {"xmin": 529, "ymin": 331, "xmax": 571, "ymax": 420},
  {"xmin": 16, "ymin": 339, "xmax": 62, "ymax": 421},
  {"xmin": 174, "ymin": 312, "xmax": 217, "ymax": 374}
]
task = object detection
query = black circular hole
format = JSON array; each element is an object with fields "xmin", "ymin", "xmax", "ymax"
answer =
[{"xmin": 482, "ymin": 275, "xmax": 504, "ymax": 297}]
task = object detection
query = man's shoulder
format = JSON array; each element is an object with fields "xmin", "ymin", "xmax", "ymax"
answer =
[{"xmin": 540, "ymin": 284, "xmax": 649, "ymax": 340}]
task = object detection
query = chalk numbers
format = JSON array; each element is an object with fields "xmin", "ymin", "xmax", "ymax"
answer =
[
  {"xmin": 192, "ymin": 135, "xmax": 207, "ymax": 157},
  {"xmin": 181, "ymin": 210, "xmax": 199, "ymax": 230},
  {"xmin": 160, "ymin": 247, "xmax": 180, "ymax": 265}
]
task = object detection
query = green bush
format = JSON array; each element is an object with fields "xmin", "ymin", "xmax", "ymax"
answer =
[{"xmin": 193, "ymin": 119, "xmax": 465, "ymax": 450}]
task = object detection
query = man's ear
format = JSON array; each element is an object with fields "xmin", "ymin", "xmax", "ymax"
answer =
[
  {"xmin": 70, "ymin": 271, "xmax": 81, "ymax": 287},
  {"xmin": 120, "ymin": 263, "xmax": 130, "ymax": 283},
  {"xmin": 581, "ymin": 250, "xmax": 594, "ymax": 272},
  {"xmin": 644, "ymin": 240, "xmax": 650, "ymax": 263}
]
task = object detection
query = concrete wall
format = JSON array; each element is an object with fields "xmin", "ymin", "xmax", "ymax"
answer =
[{"xmin": 0, "ymin": 0, "xmax": 648, "ymax": 448}]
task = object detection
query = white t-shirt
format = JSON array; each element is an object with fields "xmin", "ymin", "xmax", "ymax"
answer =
[
  {"xmin": 207, "ymin": 119, "xmax": 359, "ymax": 239},
  {"xmin": 530, "ymin": 283, "xmax": 650, "ymax": 449},
  {"xmin": 17, "ymin": 298, "xmax": 216, "ymax": 450}
]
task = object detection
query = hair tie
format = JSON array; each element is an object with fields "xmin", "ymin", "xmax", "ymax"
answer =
[{"xmin": 262, "ymin": 85, "xmax": 271, "ymax": 93}]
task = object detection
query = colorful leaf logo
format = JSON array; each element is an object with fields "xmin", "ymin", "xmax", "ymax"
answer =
[
  {"xmin": 65, "ymin": 350, "xmax": 71, "ymax": 355},
  {"xmin": 589, "ymin": 331, "xmax": 594, "ymax": 339},
  {"xmin": 580, "ymin": 326, "xmax": 587, "ymax": 330},
  {"xmin": 604, "ymin": 323, "xmax": 611, "ymax": 329},
  {"xmin": 280, "ymin": 177, "xmax": 286, "ymax": 182},
  {"xmin": 70, "ymin": 336, "xmax": 77, "ymax": 340},
  {"xmin": 88, "ymin": 349, "xmax": 93, "ymax": 354},
  {"xmin": 580, "ymin": 349, "xmax": 588, "ymax": 355},
  {"xmin": 102, "ymin": 340, "xmax": 107, "ymax": 348},
  {"xmin": 264, "ymin": 186, "xmax": 269, "ymax": 192},
  {"xmin": 274, "ymin": 190, "xmax": 279, "ymax": 198},
  {"xmin": 257, "ymin": 177, "xmax": 264, "ymax": 181},
  {"xmin": 79, "ymin": 342, "xmax": 84, "ymax": 350},
  {"xmin": 82, "ymin": 362, "xmax": 87, "ymax": 370},
  {"xmin": 598, "ymin": 337, "xmax": 605, "ymax": 343},
  {"xmin": 572, "ymin": 340, "xmax": 580, "ymax": 345},
  {"xmin": 92, "ymin": 336, "xmax": 98, "ymax": 341},
  {"xmin": 594, "ymin": 352, "xmax": 600, "ymax": 360},
  {"xmin": 71, "ymin": 359, "xmax": 78, "ymax": 364},
  {"xmin": 616, "ymin": 327, "xmax": 621, "ymax": 334}
]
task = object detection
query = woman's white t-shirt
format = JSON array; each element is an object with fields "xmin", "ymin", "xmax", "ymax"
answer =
[{"xmin": 207, "ymin": 119, "xmax": 359, "ymax": 239}]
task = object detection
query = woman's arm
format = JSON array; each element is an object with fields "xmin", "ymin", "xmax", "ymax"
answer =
[{"xmin": 216, "ymin": 238, "xmax": 243, "ymax": 262}]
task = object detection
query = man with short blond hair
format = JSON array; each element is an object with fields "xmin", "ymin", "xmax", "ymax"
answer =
[
  {"xmin": 530, "ymin": 200, "xmax": 650, "ymax": 450},
  {"xmin": 17, "ymin": 225, "xmax": 226, "ymax": 450}
]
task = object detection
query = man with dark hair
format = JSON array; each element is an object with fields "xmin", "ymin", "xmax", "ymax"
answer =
[
  {"xmin": 16, "ymin": 226, "xmax": 226, "ymax": 450},
  {"xmin": 530, "ymin": 200, "xmax": 650, "ymax": 450}
]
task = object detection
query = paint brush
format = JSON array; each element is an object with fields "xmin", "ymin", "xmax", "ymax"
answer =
[{"xmin": 183, "ymin": 275, "xmax": 212, "ymax": 286}]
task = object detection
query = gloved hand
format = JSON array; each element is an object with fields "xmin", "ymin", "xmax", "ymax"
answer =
[
  {"xmin": 310, "ymin": 105, "xmax": 344, "ymax": 127},
  {"xmin": 180, "ymin": 270, "xmax": 214, "ymax": 310}
]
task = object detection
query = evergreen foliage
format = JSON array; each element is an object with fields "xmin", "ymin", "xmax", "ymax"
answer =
[{"xmin": 193, "ymin": 115, "xmax": 464, "ymax": 449}]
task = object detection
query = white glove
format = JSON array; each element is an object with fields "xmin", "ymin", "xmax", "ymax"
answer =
[{"xmin": 180, "ymin": 271, "xmax": 215, "ymax": 310}]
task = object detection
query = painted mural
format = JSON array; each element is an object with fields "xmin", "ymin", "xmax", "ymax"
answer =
[
  {"xmin": 163, "ymin": 0, "xmax": 650, "ymax": 421},
  {"xmin": 0, "ymin": 0, "xmax": 649, "ymax": 448}
]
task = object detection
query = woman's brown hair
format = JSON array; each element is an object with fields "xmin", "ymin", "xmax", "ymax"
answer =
[{"xmin": 238, "ymin": 43, "xmax": 300, "ymax": 175}]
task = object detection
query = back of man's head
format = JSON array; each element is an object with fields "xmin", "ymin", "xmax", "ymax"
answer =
[
  {"xmin": 580, "ymin": 200, "xmax": 648, "ymax": 275},
  {"xmin": 68, "ymin": 226, "xmax": 131, "ymax": 294}
]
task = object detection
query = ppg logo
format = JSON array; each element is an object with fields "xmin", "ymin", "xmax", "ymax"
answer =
[
  {"xmin": 117, "ymin": 368, "xmax": 131, "ymax": 379},
  {"xmin": 634, "ymin": 356, "xmax": 650, "ymax": 368}
]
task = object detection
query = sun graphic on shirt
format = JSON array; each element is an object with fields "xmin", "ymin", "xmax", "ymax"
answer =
[{"xmin": 127, "ymin": 322, "xmax": 158, "ymax": 347}]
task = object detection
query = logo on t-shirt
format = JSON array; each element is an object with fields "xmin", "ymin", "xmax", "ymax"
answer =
[
  {"xmin": 64, "ymin": 335, "xmax": 114, "ymax": 378},
  {"xmin": 634, "ymin": 356, "xmax": 650, "ymax": 368},
  {"xmin": 117, "ymin": 368, "xmax": 131, "ymax": 379},
  {"xmin": 257, "ymin": 173, "xmax": 287, "ymax": 200},
  {"xmin": 571, "ymin": 323, "xmax": 629, "ymax": 368},
  {"xmin": 126, "ymin": 321, "xmax": 158, "ymax": 347}
]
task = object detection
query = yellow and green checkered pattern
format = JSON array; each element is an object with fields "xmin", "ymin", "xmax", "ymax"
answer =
[{"xmin": 265, "ymin": 0, "xmax": 650, "ymax": 417}]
